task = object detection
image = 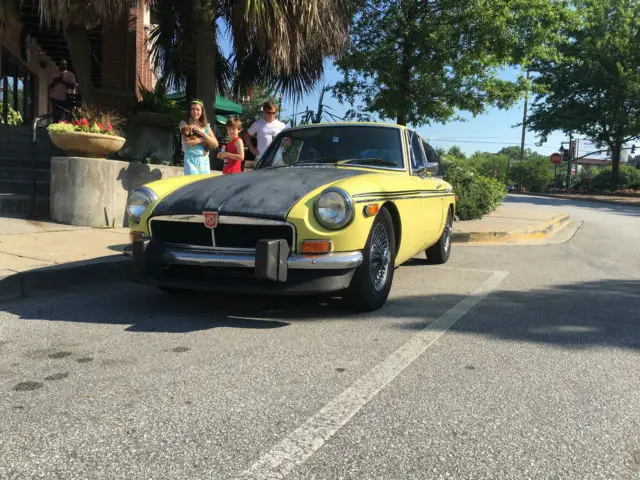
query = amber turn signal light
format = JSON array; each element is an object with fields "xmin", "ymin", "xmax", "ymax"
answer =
[
  {"xmin": 301, "ymin": 240, "xmax": 332, "ymax": 254},
  {"xmin": 363, "ymin": 204, "xmax": 379, "ymax": 217}
]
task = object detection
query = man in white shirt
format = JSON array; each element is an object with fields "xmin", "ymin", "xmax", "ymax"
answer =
[{"xmin": 243, "ymin": 101, "xmax": 286, "ymax": 163}]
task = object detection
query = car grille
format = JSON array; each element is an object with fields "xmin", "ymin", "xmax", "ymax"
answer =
[{"xmin": 149, "ymin": 218, "xmax": 295, "ymax": 250}]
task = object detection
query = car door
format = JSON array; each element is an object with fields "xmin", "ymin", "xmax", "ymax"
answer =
[
  {"xmin": 421, "ymin": 138, "xmax": 446, "ymax": 241},
  {"xmin": 407, "ymin": 130, "xmax": 442, "ymax": 248}
]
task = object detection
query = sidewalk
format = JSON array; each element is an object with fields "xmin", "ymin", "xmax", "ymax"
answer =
[
  {"xmin": 0, "ymin": 203, "xmax": 572, "ymax": 302},
  {"xmin": 0, "ymin": 217, "xmax": 130, "ymax": 302},
  {"xmin": 452, "ymin": 204, "xmax": 571, "ymax": 243},
  {"xmin": 519, "ymin": 191, "xmax": 640, "ymax": 207}
]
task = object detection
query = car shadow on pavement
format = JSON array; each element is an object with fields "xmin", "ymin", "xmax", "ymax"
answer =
[
  {"xmin": 388, "ymin": 278, "xmax": 640, "ymax": 351},
  {"xmin": 1, "ymin": 286, "xmax": 361, "ymax": 333},
  {"xmin": 2, "ymin": 278, "xmax": 639, "ymax": 349}
]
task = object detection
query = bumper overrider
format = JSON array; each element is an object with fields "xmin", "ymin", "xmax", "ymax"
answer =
[{"xmin": 129, "ymin": 238, "xmax": 363, "ymax": 295}]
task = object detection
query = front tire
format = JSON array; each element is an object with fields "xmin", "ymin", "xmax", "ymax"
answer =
[
  {"xmin": 426, "ymin": 209, "xmax": 452, "ymax": 265},
  {"xmin": 344, "ymin": 208, "xmax": 396, "ymax": 312}
]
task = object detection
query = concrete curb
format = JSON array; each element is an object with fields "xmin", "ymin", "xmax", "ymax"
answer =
[
  {"xmin": 0, "ymin": 256, "xmax": 130, "ymax": 303},
  {"xmin": 518, "ymin": 192, "xmax": 640, "ymax": 208},
  {"xmin": 452, "ymin": 213, "xmax": 571, "ymax": 244}
]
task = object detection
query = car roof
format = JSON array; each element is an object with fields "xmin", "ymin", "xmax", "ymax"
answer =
[{"xmin": 282, "ymin": 122, "xmax": 407, "ymax": 131}]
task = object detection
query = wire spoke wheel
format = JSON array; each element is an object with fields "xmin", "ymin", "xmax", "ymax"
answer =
[{"xmin": 368, "ymin": 222, "xmax": 390, "ymax": 292}]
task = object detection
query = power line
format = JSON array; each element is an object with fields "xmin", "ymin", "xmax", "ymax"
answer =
[{"xmin": 427, "ymin": 138, "xmax": 557, "ymax": 149}]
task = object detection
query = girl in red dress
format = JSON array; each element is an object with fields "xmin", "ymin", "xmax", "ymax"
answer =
[{"xmin": 218, "ymin": 117, "xmax": 245, "ymax": 174}]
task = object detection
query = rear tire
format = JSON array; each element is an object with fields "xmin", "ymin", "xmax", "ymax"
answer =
[
  {"xmin": 344, "ymin": 208, "xmax": 396, "ymax": 312},
  {"xmin": 426, "ymin": 209, "xmax": 452, "ymax": 265}
]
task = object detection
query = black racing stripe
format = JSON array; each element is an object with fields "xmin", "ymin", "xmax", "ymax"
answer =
[
  {"xmin": 151, "ymin": 167, "xmax": 367, "ymax": 221},
  {"xmin": 354, "ymin": 193, "xmax": 454, "ymax": 203}
]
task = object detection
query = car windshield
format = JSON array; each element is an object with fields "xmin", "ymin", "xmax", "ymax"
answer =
[{"xmin": 258, "ymin": 125, "xmax": 405, "ymax": 170}]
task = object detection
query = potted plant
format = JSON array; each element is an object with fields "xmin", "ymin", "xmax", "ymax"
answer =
[
  {"xmin": 134, "ymin": 77, "xmax": 183, "ymax": 128},
  {"xmin": 47, "ymin": 105, "xmax": 126, "ymax": 157}
]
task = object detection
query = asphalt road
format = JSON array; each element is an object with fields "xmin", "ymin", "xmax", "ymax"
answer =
[{"xmin": 1, "ymin": 195, "xmax": 639, "ymax": 480}]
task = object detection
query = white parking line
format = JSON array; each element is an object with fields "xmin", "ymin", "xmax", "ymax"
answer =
[{"xmin": 235, "ymin": 269, "xmax": 510, "ymax": 480}]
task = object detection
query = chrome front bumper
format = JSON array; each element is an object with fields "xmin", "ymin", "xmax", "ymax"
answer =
[{"xmin": 162, "ymin": 246, "xmax": 363, "ymax": 270}]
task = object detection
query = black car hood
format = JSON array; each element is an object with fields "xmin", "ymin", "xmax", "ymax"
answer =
[{"xmin": 151, "ymin": 167, "xmax": 366, "ymax": 221}]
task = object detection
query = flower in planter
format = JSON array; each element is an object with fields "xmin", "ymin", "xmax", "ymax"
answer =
[{"xmin": 47, "ymin": 107, "xmax": 123, "ymax": 137}]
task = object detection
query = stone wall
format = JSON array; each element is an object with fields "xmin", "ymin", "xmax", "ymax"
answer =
[{"xmin": 50, "ymin": 156, "xmax": 183, "ymax": 228}]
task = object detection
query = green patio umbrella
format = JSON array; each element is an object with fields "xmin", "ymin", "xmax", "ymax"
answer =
[{"xmin": 167, "ymin": 92, "xmax": 243, "ymax": 123}]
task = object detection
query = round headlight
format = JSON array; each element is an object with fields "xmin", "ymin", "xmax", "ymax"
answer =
[
  {"xmin": 126, "ymin": 186, "xmax": 157, "ymax": 224},
  {"xmin": 314, "ymin": 188, "xmax": 354, "ymax": 230}
]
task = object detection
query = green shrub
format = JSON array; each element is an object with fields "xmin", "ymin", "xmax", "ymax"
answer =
[
  {"xmin": 508, "ymin": 157, "xmax": 554, "ymax": 192},
  {"xmin": 592, "ymin": 165, "xmax": 640, "ymax": 190},
  {"xmin": 443, "ymin": 157, "xmax": 507, "ymax": 220}
]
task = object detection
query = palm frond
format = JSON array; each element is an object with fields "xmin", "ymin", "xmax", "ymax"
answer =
[
  {"xmin": 230, "ymin": 0, "xmax": 352, "ymax": 75},
  {"xmin": 148, "ymin": 0, "xmax": 232, "ymax": 95},
  {"xmin": 37, "ymin": 0, "xmax": 131, "ymax": 28}
]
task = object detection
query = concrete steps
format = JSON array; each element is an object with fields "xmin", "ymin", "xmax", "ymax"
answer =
[
  {"xmin": 0, "ymin": 193, "xmax": 49, "ymax": 218},
  {"xmin": 0, "ymin": 167, "xmax": 50, "ymax": 182},
  {"xmin": 0, "ymin": 179, "xmax": 50, "ymax": 196},
  {"xmin": 0, "ymin": 125, "xmax": 62, "ymax": 219}
]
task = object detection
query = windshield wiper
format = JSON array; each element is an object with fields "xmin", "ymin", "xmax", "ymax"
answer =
[{"xmin": 337, "ymin": 157, "xmax": 399, "ymax": 167}]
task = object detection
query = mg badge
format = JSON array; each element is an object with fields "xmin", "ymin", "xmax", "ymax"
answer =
[{"xmin": 203, "ymin": 211, "xmax": 218, "ymax": 229}]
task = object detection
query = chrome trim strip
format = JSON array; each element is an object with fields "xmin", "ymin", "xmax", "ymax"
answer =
[
  {"xmin": 354, "ymin": 193, "xmax": 454, "ymax": 203},
  {"xmin": 162, "ymin": 248, "xmax": 363, "ymax": 270},
  {"xmin": 149, "ymin": 214, "xmax": 202, "ymax": 223},
  {"xmin": 165, "ymin": 243, "xmax": 254, "ymax": 254},
  {"xmin": 353, "ymin": 189, "xmax": 444, "ymax": 197}
]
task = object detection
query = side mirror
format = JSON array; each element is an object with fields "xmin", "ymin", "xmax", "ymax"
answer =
[{"xmin": 424, "ymin": 162, "xmax": 440, "ymax": 177}]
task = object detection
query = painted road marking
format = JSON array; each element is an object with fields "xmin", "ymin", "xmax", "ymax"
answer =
[{"xmin": 235, "ymin": 269, "xmax": 510, "ymax": 480}]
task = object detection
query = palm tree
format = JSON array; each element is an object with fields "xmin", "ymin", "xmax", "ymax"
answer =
[
  {"xmin": 1, "ymin": 0, "xmax": 357, "ymax": 112},
  {"xmin": 149, "ymin": 0, "xmax": 356, "ymax": 113}
]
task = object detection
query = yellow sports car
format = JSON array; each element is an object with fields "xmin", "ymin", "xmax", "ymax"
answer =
[{"xmin": 125, "ymin": 123, "xmax": 455, "ymax": 311}]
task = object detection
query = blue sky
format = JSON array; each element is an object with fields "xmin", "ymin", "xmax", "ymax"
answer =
[{"xmin": 276, "ymin": 60, "xmax": 567, "ymax": 158}]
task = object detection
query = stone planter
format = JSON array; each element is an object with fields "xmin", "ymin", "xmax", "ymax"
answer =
[
  {"xmin": 48, "ymin": 131, "xmax": 126, "ymax": 158},
  {"xmin": 50, "ymin": 156, "xmax": 185, "ymax": 228}
]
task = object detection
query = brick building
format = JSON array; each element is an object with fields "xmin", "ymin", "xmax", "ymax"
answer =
[
  {"xmin": 0, "ymin": 0, "xmax": 156, "ymax": 125},
  {"xmin": 0, "ymin": 0, "xmax": 156, "ymax": 218}
]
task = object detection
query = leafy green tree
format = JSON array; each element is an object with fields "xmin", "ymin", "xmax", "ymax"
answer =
[
  {"xmin": 509, "ymin": 156, "xmax": 554, "ymax": 192},
  {"xmin": 527, "ymin": 0, "xmax": 640, "ymax": 187},
  {"xmin": 447, "ymin": 146, "xmax": 467, "ymax": 161},
  {"xmin": 471, "ymin": 152, "xmax": 510, "ymax": 180},
  {"xmin": 332, "ymin": 0, "xmax": 568, "ymax": 126}
]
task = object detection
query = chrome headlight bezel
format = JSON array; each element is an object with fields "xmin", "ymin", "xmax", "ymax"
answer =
[
  {"xmin": 314, "ymin": 187, "xmax": 354, "ymax": 230},
  {"xmin": 126, "ymin": 186, "xmax": 158, "ymax": 224}
]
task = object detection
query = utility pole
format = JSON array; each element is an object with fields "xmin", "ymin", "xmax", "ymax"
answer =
[
  {"xmin": 519, "ymin": 69, "xmax": 531, "ymax": 163},
  {"xmin": 566, "ymin": 132, "xmax": 573, "ymax": 188}
]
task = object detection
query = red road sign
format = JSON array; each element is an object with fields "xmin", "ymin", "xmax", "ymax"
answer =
[{"xmin": 550, "ymin": 153, "xmax": 562, "ymax": 165}]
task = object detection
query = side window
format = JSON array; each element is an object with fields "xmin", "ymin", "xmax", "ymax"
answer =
[
  {"xmin": 423, "ymin": 140, "xmax": 444, "ymax": 177},
  {"xmin": 408, "ymin": 131, "xmax": 426, "ymax": 173},
  {"xmin": 422, "ymin": 141, "xmax": 439, "ymax": 164}
]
